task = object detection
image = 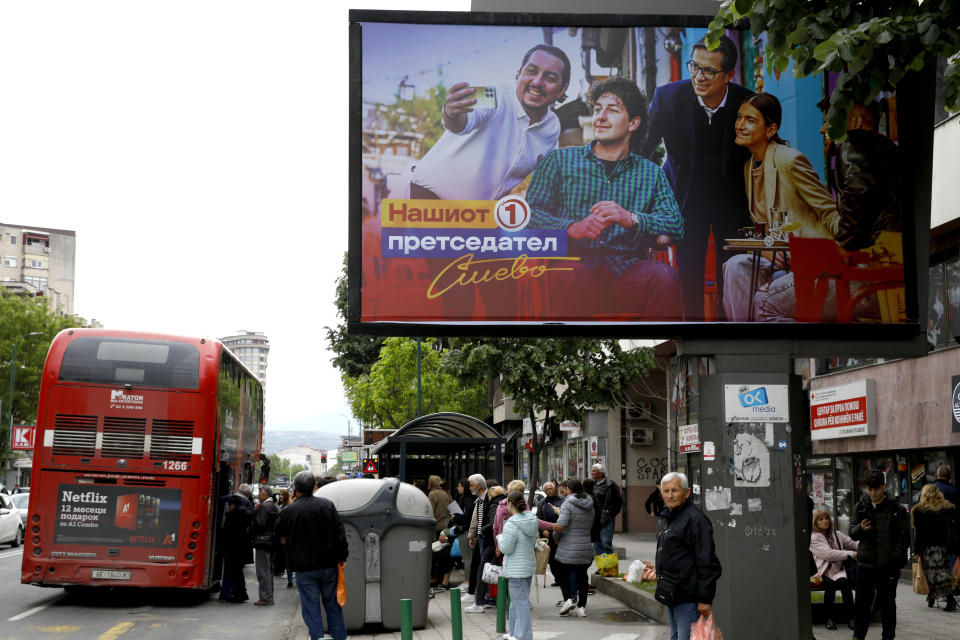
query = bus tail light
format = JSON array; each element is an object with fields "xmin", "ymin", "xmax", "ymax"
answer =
[{"xmin": 32, "ymin": 548, "xmax": 42, "ymax": 556}]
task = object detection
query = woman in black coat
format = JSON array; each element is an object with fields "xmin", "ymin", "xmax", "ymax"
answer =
[{"xmin": 912, "ymin": 484, "xmax": 958, "ymax": 611}]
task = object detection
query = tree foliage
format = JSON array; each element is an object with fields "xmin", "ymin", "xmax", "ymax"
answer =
[
  {"xmin": 262, "ymin": 453, "xmax": 307, "ymax": 484},
  {"xmin": 387, "ymin": 79, "xmax": 449, "ymax": 155},
  {"xmin": 708, "ymin": 0, "xmax": 960, "ymax": 139},
  {"xmin": 345, "ymin": 337, "xmax": 489, "ymax": 430},
  {"xmin": 444, "ymin": 338, "xmax": 655, "ymax": 501},
  {"xmin": 0, "ymin": 291, "xmax": 81, "ymax": 459},
  {"xmin": 324, "ymin": 253, "xmax": 385, "ymax": 379}
]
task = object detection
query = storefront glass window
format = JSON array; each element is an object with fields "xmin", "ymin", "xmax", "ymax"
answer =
[
  {"xmin": 807, "ymin": 458, "xmax": 835, "ymax": 523},
  {"xmin": 908, "ymin": 450, "xmax": 948, "ymax": 507},
  {"xmin": 929, "ymin": 263, "xmax": 948, "ymax": 349},
  {"xmin": 836, "ymin": 457, "xmax": 855, "ymax": 534},
  {"xmin": 875, "ymin": 457, "xmax": 904, "ymax": 500}
]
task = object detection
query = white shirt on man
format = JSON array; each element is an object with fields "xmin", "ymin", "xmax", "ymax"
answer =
[{"xmin": 410, "ymin": 85, "xmax": 561, "ymax": 200}]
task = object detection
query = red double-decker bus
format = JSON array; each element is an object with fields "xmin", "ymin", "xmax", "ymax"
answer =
[{"xmin": 21, "ymin": 329, "xmax": 264, "ymax": 590}]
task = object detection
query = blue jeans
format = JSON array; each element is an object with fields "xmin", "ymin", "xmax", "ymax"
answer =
[
  {"xmin": 508, "ymin": 577, "xmax": 532, "ymax": 640},
  {"xmin": 667, "ymin": 602, "xmax": 700, "ymax": 640},
  {"xmin": 593, "ymin": 519, "xmax": 615, "ymax": 556},
  {"xmin": 296, "ymin": 567, "xmax": 347, "ymax": 640}
]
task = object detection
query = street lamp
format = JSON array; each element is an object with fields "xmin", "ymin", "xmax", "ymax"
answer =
[
  {"xmin": 337, "ymin": 413, "xmax": 352, "ymax": 438},
  {"xmin": 4, "ymin": 332, "xmax": 42, "ymax": 466}
]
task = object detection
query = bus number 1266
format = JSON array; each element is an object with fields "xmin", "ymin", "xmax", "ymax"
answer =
[{"xmin": 162, "ymin": 460, "xmax": 189, "ymax": 471}]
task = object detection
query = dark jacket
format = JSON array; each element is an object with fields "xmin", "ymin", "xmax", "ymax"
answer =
[
  {"xmin": 536, "ymin": 494, "xmax": 564, "ymax": 524},
  {"xmin": 274, "ymin": 495, "xmax": 348, "ymax": 572},
  {"xmin": 655, "ymin": 499, "xmax": 722, "ymax": 605},
  {"xmin": 593, "ymin": 477, "xmax": 623, "ymax": 525},
  {"xmin": 221, "ymin": 493, "xmax": 255, "ymax": 564},
  {"xmin": 912, "ymin": 505, "xmax": 959, "ymax": 554},
  {"xmin": 831, "ymin": 129, "xmax": 900, "ymax": 250},
  {"xmin": 934, "ymin": 479, "xmax": 960, "ymax": 507},
  {"xmin": 251, "ymin": 497, "xmax": 280, "ymax": 547},
  {"xmin": 850, "ymin": 492, "xmax": 909, "ymax": 570},
  {"xmin": 639, "ymin": 79, "xmax": 753, "ymax": 216},
  {"xmin": 645, "ymin": 487, "xmax": 665, "ymax": 516},
  {"xmin": 457, "ymin": 492, "xmax": 476, "ymax": 532},
  {"xmin": 480, "ymin": 494, "xmax": 506, "ymax": 544}
]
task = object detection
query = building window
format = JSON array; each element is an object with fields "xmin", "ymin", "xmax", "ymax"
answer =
[
  {"xmin": 26, "ymin": 258, "xmax": 46, "ymax": 269},
  {"xmin": 928, "ymin": 258, "xmax": 960, "ymax": 349},
  {"xmin": 8, "ymin": 235, "xmax": 16, "ymax": 245},
  {"xmin": 24, "ymin": 234, "xmax": 48, "ymax": 248},
  {"xmin": 24, "ymin": 276, "xmax": 47, "ymax": 289},
  {"xmin": 3, "ymin": 256, "xmax": 15, "ymax": 267}
]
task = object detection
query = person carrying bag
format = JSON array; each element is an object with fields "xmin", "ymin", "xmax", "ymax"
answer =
[{"xmin": 251, "ymin": 486, "xmax": 281, "ymax": 606}]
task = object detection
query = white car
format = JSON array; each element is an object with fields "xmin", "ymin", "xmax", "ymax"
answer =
[
  {"xmin": 0, "ymin": 493, "xmax": 24, "ymax": 547},
  {"xmin": 10, "ymin": 493, "xmax": 30, "ymax": 526}
]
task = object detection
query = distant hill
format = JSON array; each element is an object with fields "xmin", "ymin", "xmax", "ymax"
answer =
[{"xmin": 263, "ymin": 430, "xmax": 342, "ymax": 454}]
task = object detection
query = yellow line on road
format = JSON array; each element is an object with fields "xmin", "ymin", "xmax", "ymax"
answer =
[{"xmin": 98, "ymin": 622, "xmax": 135, "ymax": 640}]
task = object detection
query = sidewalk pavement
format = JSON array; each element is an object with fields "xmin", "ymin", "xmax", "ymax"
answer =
[
  {"xmin": 286, "ymin": 532, "xmax": 959, "ymax": 640},
  {"xmin": 612, "ymin": 531, "xmax": 960, "ymax": 640}
]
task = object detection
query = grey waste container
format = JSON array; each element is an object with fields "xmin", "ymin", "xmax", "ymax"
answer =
[{"xmin": 316, "ymin": 478, "xmax": 435, "ymax": 631}]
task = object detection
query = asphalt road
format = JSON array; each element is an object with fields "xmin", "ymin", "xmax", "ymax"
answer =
[{"xmin": 0, "ymin": 547, "xmax": 301, "ymax": 640}]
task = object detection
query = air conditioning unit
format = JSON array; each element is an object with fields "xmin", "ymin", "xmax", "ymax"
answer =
[
  {"xmin": 43, "ymin": 247, "xmax": 50, "ymax": 253},
  {"xmin": 627, "ymin": 402, "xmax": 653, "ymax": 420},
  {"xmin": 630, "ymin": 427, "xmax": 655, "ymax": 446}
]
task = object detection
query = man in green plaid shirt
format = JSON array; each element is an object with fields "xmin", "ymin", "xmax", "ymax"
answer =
[{"xmin": 527, "ymin": 78, "xmax": 684, "ymax": 320}]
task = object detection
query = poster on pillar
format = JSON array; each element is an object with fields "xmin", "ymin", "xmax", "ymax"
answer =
[
  {"xmin": 725, "ymin": 423, "xmax": 773, "ymax": 488},
  {"xmin": 349, "ymin": 10, "xmax": 929, "ymax": 339}
]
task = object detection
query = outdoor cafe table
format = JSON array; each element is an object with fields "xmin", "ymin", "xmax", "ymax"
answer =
[{"xmin": 723, "ymin": 237, "xmax": 791, "ymax": 322}]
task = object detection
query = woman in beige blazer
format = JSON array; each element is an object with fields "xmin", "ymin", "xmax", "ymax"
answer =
[{"xmin": 722, "ymin": 93, "xmax": 840, "ymax": 321}]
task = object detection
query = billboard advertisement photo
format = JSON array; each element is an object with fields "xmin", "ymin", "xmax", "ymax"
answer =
[
  {"xmin": 54, "ymin": 484, "xmax": 182, "ymax": 547},
  {"xmin": 351, "ymin": 11, "xmax": 931, "ymax": 339}
]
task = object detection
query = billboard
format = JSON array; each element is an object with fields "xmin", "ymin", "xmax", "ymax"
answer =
[
  {"xmin": 350, "ymin": 11, "xmax": 932, "ymax": 340},
  {"xmin": 54, "ymin": 484, "xmax": 182, "ymax": 547}
]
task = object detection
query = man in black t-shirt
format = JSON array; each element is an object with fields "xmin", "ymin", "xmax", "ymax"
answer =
[{"xmin": 275, "ymin": 471, "xmax": 348, "ymax": 640}]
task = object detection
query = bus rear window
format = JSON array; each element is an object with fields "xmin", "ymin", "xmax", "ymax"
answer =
[{"xmin": 59, "ymin": 337, "xmax": 200, "ymax": 389}]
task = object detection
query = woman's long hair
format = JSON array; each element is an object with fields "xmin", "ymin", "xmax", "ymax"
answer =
[
  {"xmin": 741, "ymin": 93, "xmax": 788, "ymax": 146},
  {"xmin": 913, "ymin": 483, "xmax": 955, "ymax": 514},
  {"xmin": 811, "ymin": 507, "xmax": 833, "ymax": 535}
]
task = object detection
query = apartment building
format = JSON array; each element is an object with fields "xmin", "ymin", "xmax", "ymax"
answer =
[
  {"xmin": 221, "ymin": 330, "xmax": 270, "ymax": 387},
  {"xmin": 0, "ymin": 222, "xmax": 76, "ymax": 315}
]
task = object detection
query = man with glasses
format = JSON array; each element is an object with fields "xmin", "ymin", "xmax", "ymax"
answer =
[{"xmin": 640, "ymin": 35, "xmax": 753, "ymax": 321}]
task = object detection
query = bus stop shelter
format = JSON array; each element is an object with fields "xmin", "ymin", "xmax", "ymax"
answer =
[{"xmin": 370, "ymin": 412, "xmax": 503, "ymax": 484}]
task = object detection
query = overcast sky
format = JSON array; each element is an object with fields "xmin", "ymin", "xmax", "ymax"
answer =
[{"xmin": 0, "ymin": 1, "xmax": 468, "ymax": 435}]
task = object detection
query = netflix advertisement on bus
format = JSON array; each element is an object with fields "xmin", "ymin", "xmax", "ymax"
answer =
[
  {"xmin": 352, "ymin": 13, "xmax": 930, "ymax": 335},
  {"xmin": 54, "ymin": 484, "xmax": 182, "ymax": 547}
]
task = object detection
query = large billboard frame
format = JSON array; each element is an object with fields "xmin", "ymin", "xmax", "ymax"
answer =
[{"xmin": 348, "ymin": 10, "xmax": 933, "ymax": 351}]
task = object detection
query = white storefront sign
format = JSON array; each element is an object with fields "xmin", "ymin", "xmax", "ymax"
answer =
[{"xmin": 810, "ymin": 380, "xmax": 876, "ymax": 440}]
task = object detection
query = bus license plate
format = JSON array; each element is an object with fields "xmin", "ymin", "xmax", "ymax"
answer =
[{"xmin": 92, "ymin": 569, "xmax": 131, "ymax": 581}]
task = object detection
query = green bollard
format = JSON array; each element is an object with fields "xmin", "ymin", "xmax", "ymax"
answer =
[
  {"xmin": 496, "ymin": 576, "xmax": 508, "ymax": 633},
  {"xmin": 450, "ymin": 587, "xmax": 463, "ymax": 640},
  {"xmin": 401, "ymin": 598, "xmax": 413, "ymax": 640}
]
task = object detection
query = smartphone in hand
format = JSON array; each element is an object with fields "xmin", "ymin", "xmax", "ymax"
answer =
[{"xmin": 470, "ymin": 86, "xmax": 497, "ymax": 110}]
